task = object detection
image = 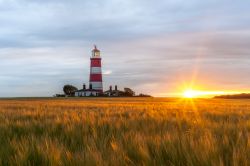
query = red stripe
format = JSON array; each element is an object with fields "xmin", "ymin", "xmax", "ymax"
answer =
[
  {"xmin": 90, "ymin": 74, "xmax": 102, "ymax": 82},
  {"xmin": 91, "ymin": 58, "xmax": 101, "ymax": 67}
]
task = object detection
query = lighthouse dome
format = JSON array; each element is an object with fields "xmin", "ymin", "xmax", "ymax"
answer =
[
  {"xmin": 92, "ymin": 45, "xmax": 101, "ymax": 57},
  {"xmin": 92, "ymin": 45, "xmax": 100, "ymax": 52}
]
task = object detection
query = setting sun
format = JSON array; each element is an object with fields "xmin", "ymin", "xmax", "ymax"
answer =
[{"xmin": 183, "ymin": 90, "xmax": 200, "ymax": 98}]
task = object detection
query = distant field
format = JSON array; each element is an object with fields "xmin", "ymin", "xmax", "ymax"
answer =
[{"xmin": 0, "ymin": 98, "xmax": 249, "ymax": 165}]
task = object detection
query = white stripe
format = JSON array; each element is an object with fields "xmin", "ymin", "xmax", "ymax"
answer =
[
  {"xmin": 90, "ymin": 67, "xmax": 102, "ymax": 74},
  {"xmin": 90, "ymin": 82, "xmax": 103, "ymax": 90}
]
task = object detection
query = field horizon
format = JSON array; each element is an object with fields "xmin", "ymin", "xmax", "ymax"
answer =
[{"xmin": 0, "ymin": 97, "xmax": 249, "ymax": 165}]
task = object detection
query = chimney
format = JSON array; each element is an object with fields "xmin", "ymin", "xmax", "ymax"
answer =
[
  {"xmin": 109, "ymin": 85, "xmax": 112, "ymax": 91},
  {"xmin": 89, "ymin": 84, "xmax": 92, "ymax": 90},
  {"xmin": 115, "ymin": 85, "xmax": 118, "ymax": 91},
  {"xmin": 83, "ymin": 84, "xmax": 86, "ymax": 90}
]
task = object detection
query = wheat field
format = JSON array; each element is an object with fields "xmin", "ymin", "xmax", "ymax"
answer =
[{"xmin": 0, "ymin": 98, "xmax": 249, "ymax": 166}]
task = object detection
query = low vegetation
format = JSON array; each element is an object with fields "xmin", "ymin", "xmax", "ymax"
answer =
[
  {"xmin": 0, "ymin": 98, "xmax": 249, "ymax": 165},
  {"xmin": 214, "ymin": 93, "xmax": 250, "ymax": 99}
]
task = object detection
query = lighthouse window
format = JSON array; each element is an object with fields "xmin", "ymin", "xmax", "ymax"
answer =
[{"xmin": 95, "ymin": 52, "xmax": 100, "ymax": 56}]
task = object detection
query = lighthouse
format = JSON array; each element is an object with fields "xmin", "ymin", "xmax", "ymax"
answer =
[
  {"xmin": 89, "ymin": 45, "xmax": 103, "ymax": 93},
  {"xmin": 74, "ymin": 45, "xmax": 104, "ymax": 97}
]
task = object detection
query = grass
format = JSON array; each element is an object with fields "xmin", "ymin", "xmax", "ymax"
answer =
[{"xmin": 0, "ymin": 97, "xmax": 249, "ymax": 165}]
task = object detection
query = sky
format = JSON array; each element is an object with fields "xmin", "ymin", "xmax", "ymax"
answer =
[{"xmin": 0, "ymin": 0, "xmax": 250, "ymax": 97}]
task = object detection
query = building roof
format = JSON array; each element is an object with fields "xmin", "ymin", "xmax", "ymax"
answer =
[
  {"xmin": 75, "ymin": 89, "xmax": 101, "ymax": 92},
  {"xmin": 104, "ymin": 90, "xmax": 124, "ymax": 93}
]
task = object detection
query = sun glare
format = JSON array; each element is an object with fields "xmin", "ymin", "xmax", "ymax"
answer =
[
  {"xmin": 183, "ymin": 90, "xmax": 200, "ymax": 98},
  {"xmin": 182, "ymin": 89, "xmax": 245, "ymax": 98},
  {"xmin": 183, "ymin": 89, "xmax": 227, "ymax": 98}
]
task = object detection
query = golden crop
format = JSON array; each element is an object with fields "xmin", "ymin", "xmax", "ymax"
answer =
[{"xmin": 0, "ymin": 98, "xmax": 249, "ymax": 165}]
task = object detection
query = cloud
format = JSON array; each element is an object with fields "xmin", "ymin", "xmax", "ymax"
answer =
[
  {"xmin": 103, "ymin": 70, "xmax": 112, "ymax": 75},
  {"xmin": 0, "ymin": 0, "xmax": 250, "ymax": 97}
]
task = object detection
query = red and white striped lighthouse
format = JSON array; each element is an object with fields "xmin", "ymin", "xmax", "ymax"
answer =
[{"xmin": 89, "ymin": 45, "xmax": 103, "ymax": 92}]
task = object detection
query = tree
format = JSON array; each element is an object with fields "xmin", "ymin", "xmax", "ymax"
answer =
[
  {"xmin": 138, "ymin": 93, "xmax": 151, "ymax": 97},
  {"xmin": 63, "ymin": 85, "xmax": 78, "ymax": 96},
  {"xmin": 123, "ymin": 88, "xmax": 135, "ymax": 96}
]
